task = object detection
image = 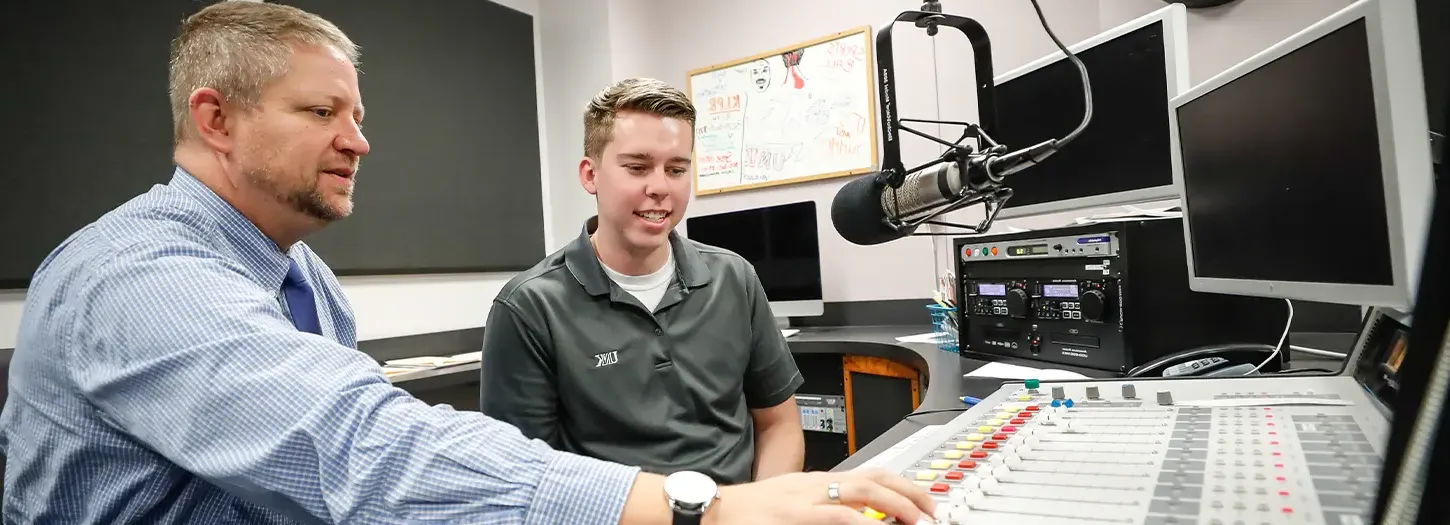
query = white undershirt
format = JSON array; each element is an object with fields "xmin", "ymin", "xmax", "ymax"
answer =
[{"xmin": 599, "ymin": 245, "xmax": 675, "ymax": 312}]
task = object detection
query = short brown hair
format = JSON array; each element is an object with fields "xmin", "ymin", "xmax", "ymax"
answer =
[
  {"xmin": 168, "ymin": 0, "xmax": 359, "ymax": 145},
  {"xmin": 583, "ymin": 78, "xmax": 696, "ymax": 158}
]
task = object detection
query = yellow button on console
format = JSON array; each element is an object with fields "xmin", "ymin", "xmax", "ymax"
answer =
[
  {"xmin": 930, "ymin": 459, "xmax": 953, "ymax": 470},
  {"xmin": 966, "ymin": 433, "xmax": 985, "ymax": 441},
  {"xmin": 1016, "ymin": 395, "xmax": 1032, "ymax": 401},
  {"xmin": 990, "ymin": 419, "xmax": 1006, "ymax": 426},
  {"xmin": 955, "ymin": 441, "xmax": 974, "ymax": 449},
  {"xmin": 997, "ymin": 411, "xmax": 1012, "ymax": 419},
  {"xmin": 943, "ymin": 450, "xmax": 965, "ymax": 459},
  {"xmin": 915, "ymin": 471, "xmax": 937, "ymax": 480},
  {"xmin": 977, "ymin": 425, "xmax": 994, "ymax": 433}
]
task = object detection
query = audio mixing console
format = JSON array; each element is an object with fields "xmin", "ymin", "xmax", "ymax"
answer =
[{"xmin": 870, "ymin": 376, "xmax": 1390, "ymax": 525}]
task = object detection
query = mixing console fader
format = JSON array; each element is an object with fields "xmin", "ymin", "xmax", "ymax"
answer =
[{"xmin": 871, "ymin": 377, "xmax": 1389, "ymax": 525}]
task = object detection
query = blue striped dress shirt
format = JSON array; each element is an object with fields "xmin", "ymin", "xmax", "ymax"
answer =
[{"xmin": 0, "ymin": 168, "xmax": 639, "ymax": 524}]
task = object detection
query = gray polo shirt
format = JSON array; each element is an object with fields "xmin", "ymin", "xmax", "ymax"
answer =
[{"xmin": 478, "ymin": 218, "xmax": 804, "ymax": 484}]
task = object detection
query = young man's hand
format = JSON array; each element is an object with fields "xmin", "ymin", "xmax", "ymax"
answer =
[{"xmin": 709, "ymin": 469, "xmax": 937, "ymax": 525}]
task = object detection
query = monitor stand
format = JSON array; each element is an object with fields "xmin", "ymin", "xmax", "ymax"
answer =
[{"xmin": 775, "ymin": 317, "xmax": 800, "ymax": 338}]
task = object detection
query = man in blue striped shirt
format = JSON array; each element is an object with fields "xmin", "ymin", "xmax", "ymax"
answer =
[
  {"xmin": 0, "ymin": 1, "xmax": 933, "ymax": 525},
  {"xmin": 0, "ymin": 1, "xmax": 934, "ymax": 524}
]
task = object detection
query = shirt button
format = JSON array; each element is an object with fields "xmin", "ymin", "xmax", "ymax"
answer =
[{"xmin": 654, "ymin": 328, "xmax": 663, "ymax": 336}]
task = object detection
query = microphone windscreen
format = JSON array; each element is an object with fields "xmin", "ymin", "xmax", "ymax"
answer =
[{"xmin": 830, "ymin": 174, "xmax": 908, "ymax": 245}]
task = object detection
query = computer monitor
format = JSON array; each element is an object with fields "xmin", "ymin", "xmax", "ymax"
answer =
[
  {"xmin": 990, "ymin": 4, "xmax": 1190, "ymax": 218},
  {"xmin": 1170, "ymin": 0, "xmax": 1435, "ymax": 310},
  {"xmin": 683, "ymin": 201, "xmax": 825, "ymax": 317}
]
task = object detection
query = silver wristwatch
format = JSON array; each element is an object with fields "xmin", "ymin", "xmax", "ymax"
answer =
[{"xmin": 664, "ymin": 471, "xmax": 718, "ymax": 525}]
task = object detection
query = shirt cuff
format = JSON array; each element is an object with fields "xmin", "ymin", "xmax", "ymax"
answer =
[{"xmin": 526, "ymin": 450, "xmax": 642, "ymax": 525}]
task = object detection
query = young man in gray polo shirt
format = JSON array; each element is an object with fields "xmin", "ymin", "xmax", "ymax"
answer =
[{"xmin": 478, "ymin": 78, "xmax": 806, "ymax": 485}]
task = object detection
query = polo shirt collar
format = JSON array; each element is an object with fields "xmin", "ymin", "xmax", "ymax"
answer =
[
  {"xmin": 565, "ymin": 216, "xmax": 712, "ymax": 296},
  {"xmin": 169, "ymin": 166, "xmax": 295, "ymax": 291}
]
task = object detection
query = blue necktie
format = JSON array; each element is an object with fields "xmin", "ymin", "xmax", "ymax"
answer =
[{"xmin": 282, "ymin": 259, "xmax": 322, "ymax": 335}]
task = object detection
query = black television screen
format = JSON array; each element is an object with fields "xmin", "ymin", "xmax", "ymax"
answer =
[
  {"xmin": 991, "ymin": 20, "xmax": 1178, "ymax": 214},
  {"xmin": 683, "ymin": 201, "xmax": 823, "ymax": 302}
]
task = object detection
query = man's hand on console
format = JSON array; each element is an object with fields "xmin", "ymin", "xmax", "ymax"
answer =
[{"xmin": 709, "ymin": 468, "xmax": 937, "ymax": 525}]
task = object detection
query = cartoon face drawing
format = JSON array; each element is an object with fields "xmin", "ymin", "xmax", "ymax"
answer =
[{"xmin": 749, "ymin": 59, "xmax": 770, "ymax": 92}]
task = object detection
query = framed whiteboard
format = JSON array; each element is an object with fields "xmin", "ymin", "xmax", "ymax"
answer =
[{"xmin": 686, "ymin": 26, "xmax": 879, "ymax": 196}]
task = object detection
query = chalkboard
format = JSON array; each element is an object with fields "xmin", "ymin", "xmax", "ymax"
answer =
[
  {"xmin": 0, "ymin": 0, "xmax": 546, "ymax": 289},
  {"xmin": 686, "ymin": 26, "xmax": 878, "ymax": 196}
]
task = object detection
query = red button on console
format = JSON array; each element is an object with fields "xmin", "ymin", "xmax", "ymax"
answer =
[
  {"xmin": 1010, "ymin": 419, "xmax": 1026, "ymax": 425},
  {"xmin": 970, "ymin": 451, "xmax": 988, "ymax": 459},
  {"xmin": 981, "ymin": 442, "xmax": 999, "ymax": 449},
  {"xmin": 1001, "ymin": 426, "xmax": 1018, "ymax": 433},
  {"xmin": 945, "ymin": 471, "xmax": 964, "ymax": 481},
  {"xmin": 1025, "ymin": 406, "xmax": 1039, "ymax": 411},
  {"xmin": 959, "ymin": 460, "xmax": 978, "ymax": 469},
  {"xmin": 992, "ymin": 433, "xmax": 1008, "ymax": 441},
  {"xmin": 1017, "ymin": 411, "xmax": 1033, "ymax": 418},
  {"xmin": 930, "ymin": 483, "xmax": 950, "ymax": 493}
]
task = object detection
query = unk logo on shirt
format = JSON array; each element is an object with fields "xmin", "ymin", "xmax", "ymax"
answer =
[{"xmin": 594, "ymin": 351, "xmax": 619, "ymax": 368}]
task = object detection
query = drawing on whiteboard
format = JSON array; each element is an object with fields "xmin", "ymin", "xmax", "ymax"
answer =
[
  {"xmin": 780, "ymin": 48, "xmax": 806, "ymax": 89},
  {"xmin": 749, "ymin": 59, "xmax": 770, "ymax": 93},
  {"xmin": 686, "ymin": 26, "xmax": 877, "ymax": 196}
]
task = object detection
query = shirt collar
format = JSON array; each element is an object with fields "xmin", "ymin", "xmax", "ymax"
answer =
[
  {"xmin": 564, "ymin": 216, "xmax": 712, "ymax": 296},
  {"xmin": 169, "ymin": 166, "xmax": 295, "ymax": 291}
]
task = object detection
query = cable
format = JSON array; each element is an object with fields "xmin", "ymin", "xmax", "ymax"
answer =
[
  {"xmin": 904, "ymin": 408, "xmax": 970, "ymax": 420},
  {"xmin": 1277, "ymin": 368, "xmax": 1340, "ymax": 375},
  {"xmin": 1027, "ymin": 0, "xmax": 1092, "ymax": 146},
  {"xmin": 1252, "ymin": 298, "xmax": 1295, "ymax": 374},
  {"xmin": 1289, "ymin": 345, "xmax": 1349, "ymax": 360}
]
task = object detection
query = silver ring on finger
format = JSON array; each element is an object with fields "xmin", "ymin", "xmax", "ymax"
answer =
[{"xmin": 826, "ymin": 481, "xmax": 842, "ymax": 503}]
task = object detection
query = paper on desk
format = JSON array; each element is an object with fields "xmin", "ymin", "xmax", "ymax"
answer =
[
  {"xmin": 896, "ymin": 332, "xmax": 952, "ymax": 344},
  {"xmin": 385, "ymin": 352, "xmax": 481, "ymax": 369},
  {"xmin": 966, "ymin": 361, "xmax": 1089, "ymax": 380},
  {"xmin": 852, "ymin": 425, "xmax": 943, "ymax": 471}
]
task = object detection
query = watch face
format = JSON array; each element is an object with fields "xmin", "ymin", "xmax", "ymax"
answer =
[{"xmin": 665, "ymin": 471, "xmax": 717, "ymax": 506}]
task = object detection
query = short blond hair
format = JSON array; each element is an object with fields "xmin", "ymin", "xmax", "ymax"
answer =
[
  {"xmin": 583, "ymin": 78, "xmax": 696, "ymax": 158},
  {"xmin": 168, "ymin": 0, "xmax": 359, "ymax": 145}
]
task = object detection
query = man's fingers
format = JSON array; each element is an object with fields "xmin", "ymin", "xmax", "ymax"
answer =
[
  {"xmin": 834, "ymin": 477, "xmax": 925, "ymax": 524},
  {"xmin": 861, "ymin": 469, "xmax": 937, "ymax": 515}
]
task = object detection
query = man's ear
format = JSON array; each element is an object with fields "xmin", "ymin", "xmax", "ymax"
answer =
[
  {"xmin": 188, "ymin": 88, "xmax": 236, "ymax": 153},
  {"xmin": 578, "ymin": 156, "xmax": 599, "ymax": 195}
]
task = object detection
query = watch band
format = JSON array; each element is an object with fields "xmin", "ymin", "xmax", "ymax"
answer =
[{"xmin": 671, "ymin": 508, "xmax": 703, "ymax": 525}]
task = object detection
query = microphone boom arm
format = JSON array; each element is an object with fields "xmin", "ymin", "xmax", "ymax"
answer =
[
  {"xmin": 866, "ymin": 0, "xmax": 1092, "ymax": 239},
  {"xmin": 874, "ymin": 11, "xmax": 996, "ymax": 189}
]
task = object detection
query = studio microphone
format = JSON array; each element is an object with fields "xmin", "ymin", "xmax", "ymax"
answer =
[
  {"xmin": 829, "ymin": 0, "xmax": 1089, "ymax": 246},
  {"xmin": 831, "ymin": 140, "xmax": 1057, "ymax": 245}
]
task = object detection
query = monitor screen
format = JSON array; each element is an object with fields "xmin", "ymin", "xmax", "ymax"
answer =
[
  {"xmin": 1177, "ymin": 19, "xmax": 1395, "ymax": 287},
  {"xmin": 992, "ymin": 20, "xmax": 1177, "ymax": 214},
  {"xmin": 683, "ymin": 201, "xmax": 823, "ymax": 302}
]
